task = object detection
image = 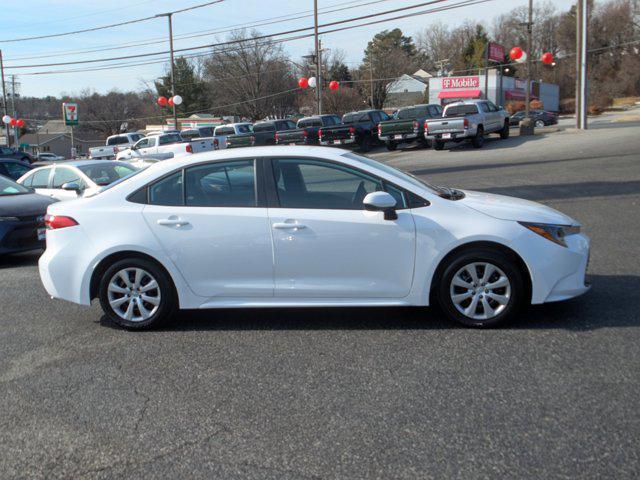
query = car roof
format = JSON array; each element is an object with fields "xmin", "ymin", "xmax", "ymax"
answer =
[
  {"xmin": 0, "ymin": 157, "xmax": 29, "ymax": 163},
  {"xmin": 31, "ymin": 160, "xmax": 130, "ymax": 169}
]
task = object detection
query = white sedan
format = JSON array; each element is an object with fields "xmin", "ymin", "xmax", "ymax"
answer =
[
  {"xmin": 17, "ymin": 160, "xmax": 138, "ymax": 201},
  {"xmin": 39, "ymin": 146, "xmax": 590, "ymax": 329}
]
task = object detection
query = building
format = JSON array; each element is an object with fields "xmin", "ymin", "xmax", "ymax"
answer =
[
  {"xmin": 18, "ymin": 132, "xmax": 102, "ymax": 158},
  {"xmin": 428, "ymin": 70, "xmax": 560, "ymax": 111},
  {"xmin": 145, "ymin": 114, "xmax": 237, "ymax": 132},
  {"xmin": 385, "ymin": 70, "xmax": 433, "ymax": 109}
]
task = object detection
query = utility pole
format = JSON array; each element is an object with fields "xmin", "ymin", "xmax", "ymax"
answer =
[
  {"xmin": 313, "ymin": 0, "xmax": 322, "ymax": 114},
  {"xmin": 10, "ymin": 75, "xmax": 18, "ymax": 147},
  {"xmin": 576, "ymin": 0, "xmax": 589, "ymax": 130},
  {"xmin": 0, "ymin": 50, "xmax": 9, "ymax": 147},
  {"xmin": 524, "ymin": 0, "xmax": 533, "ymax": 120},
  {"xmin": 369, "ymin": 56, "xmax": 374, "ymax": 108},
  {"xmin": 156, "ymin": 12, "xmax": 178, "ymax": 130}
]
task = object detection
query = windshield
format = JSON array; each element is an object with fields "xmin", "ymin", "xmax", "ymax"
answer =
[
  {"xmin": 342, "ymin": 152, "xmax": 450, "ymax": 197},
  {"xmin": 78, "ymin": 163, "xmax": 138, "ymax": 186},
  {"xmin": 0, "ymin": 176, "xmax": 31, "ymax": 196},
  {"xmin": 444, "ymin": 104, "xmax": 479, "ymax": 117}
]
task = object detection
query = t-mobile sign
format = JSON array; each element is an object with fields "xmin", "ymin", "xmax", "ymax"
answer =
[{"xmin": 441, "ymin": 76, "xmax": 480, "ymax": 89}]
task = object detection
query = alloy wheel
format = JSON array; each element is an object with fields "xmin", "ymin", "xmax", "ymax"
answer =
[
  {"xmin": 449, "ymin": 262, "xmax": 511, "ymax": 320},
  {"xmin": 107, "ymin": 268, "xmax": 161, "ymax": 322}
]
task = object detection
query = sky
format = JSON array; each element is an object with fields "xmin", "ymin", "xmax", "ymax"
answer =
[{"xmin": 1, "ymin": 0, "xmax": 576, "ymax": 98}]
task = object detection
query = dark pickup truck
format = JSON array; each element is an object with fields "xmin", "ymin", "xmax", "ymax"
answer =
[
  {"xmin": 276, "ymin": 114, "xmax": 342, "ymax": 145},
  {"xmin": 251, "ymin": 119, "xmax": 297, "ymax": 146},
  {"xmin": 378, "ymin": 103, "xmax": 443, "ymax": 151},
  {"xmin": 319, "ymin": 109, "xmax": 390, "ymax": 152}
]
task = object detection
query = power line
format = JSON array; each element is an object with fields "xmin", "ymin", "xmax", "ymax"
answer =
[{"xmin": 0, "ymin": 0, "xmax": 226, "ymax": 44}]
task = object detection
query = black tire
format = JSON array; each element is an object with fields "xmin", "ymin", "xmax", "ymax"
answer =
[
  {"xmin": 471, "ymin": 126, "xmax": 484, "ymax": 148},
  {"xmin": 535, "ymin": 120, "xmax": 545, "ymax": 128},
  {"xmin": 499, "ymin": 121, "xmax": 510, "ymax": 139},
  {"xmin": 433, "ymin": 140, "xmax": 445, "ymax": 151},
  {"xmin": 419, "ymin": 138, "xmax": 431, "ymax": 148},
  {"xmin": 359, "ymin": 135, "xmax": 371, "ymax": 153},
  {"xmin": 386, "ymin": 140, "xmax": 397, "ymax": 151},
  {"xmin": 436, "ymin": 248, "xmax": 525, "ymax": 328},
  {"xmin": 98, "ymin": 257, "xmax": 177, "ymax": 330}
]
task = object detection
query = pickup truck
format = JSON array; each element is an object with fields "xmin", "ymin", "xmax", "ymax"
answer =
[
  {"xmin": 378, "ymin": 104, "xmax": 443, "ymax": 151},
  {"xmin": 213, "ymin": 123, "xmax": 253, "ymax": 150},
  {"xmin": 319, "ymin": 109, "xmax": 390, "ymax": 152},
  {"xmin": 424, "ymin": 100, "xmax": 510, "ymax": 150},
  {"xmin": 251, "ymin": 119, "xmax": 297, "ymax": 146},
  {"xmin": 222, "ymin": 123, "xmax": 256, "ymax": 149},
  {"xmin": 89, "ymin": 132, "xmax": 144, "ymax": 160},
  {"xmin": 115, "ymin": 133, "xmax": 196, "ymax": 160},
  {"xmin": 275, "ymin": 114, "xmax": 342, "ymax": 145}
]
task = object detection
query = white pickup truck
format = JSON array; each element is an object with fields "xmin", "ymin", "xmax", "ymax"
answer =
[
  {"xmin": 115, "ymin": 132, "xmax": 210, "ymax": 161},
  {"xmin": 89, "ymin": 133, "xmax": 144, "ymax": 160}
]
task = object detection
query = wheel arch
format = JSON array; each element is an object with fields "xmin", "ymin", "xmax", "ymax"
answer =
[
  {"xmin": 89, "ymin": 250, "xmax": 178, "ymax": 301},
  {"xmin": 428, "ymin": 240, "xmax": 532, "ymax": 305}
]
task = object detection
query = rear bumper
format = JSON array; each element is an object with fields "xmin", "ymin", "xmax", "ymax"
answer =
[
  {"xmin": 0, "ymin": 219, "xmax": 45, "ymax": 255},
  {"xmin": 426, "ymin": 131, "xmax": 470, "ymax": 141},
  {"xmin": 379, "ymin": 133, "xmax": 419, "ymax": 142},
  {"xmin": 320, "ymin": 137, "xmax": 356, "ymax": 146}
]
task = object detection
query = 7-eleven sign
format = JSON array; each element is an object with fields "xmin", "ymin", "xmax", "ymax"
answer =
[{"xmin": 62, "ymin": 103, "xmax": 78, "ymax": 126}]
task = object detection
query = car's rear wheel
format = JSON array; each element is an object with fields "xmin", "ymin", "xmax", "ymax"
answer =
[
  {"xmin": 433, "ymin": 140, "xmax": 445, "ymax": 150},
  {"xmin": 99, "ymin": 258, "xmax": 176, "ymax": 330},
  {"xmin": 471, "ymin": 127, "xmax": 484, "ymax": 148},
  {"xmin": 499, "ymin": 121, "xmax": 510, "ymax": 139},
  {"xmin": 386, "ymin": 140, "xmax": 397, "ymax": 151},
  {"xmin": 436, "ymin": 248, "xmax": 524, "ymax": 328},
  {"xmin": 360, "ymin": 135, "xmax": 371, "ymax": 153},
  {"xmin": 535, "ymin": 119, "xmax": 545, "ymax": 128}
]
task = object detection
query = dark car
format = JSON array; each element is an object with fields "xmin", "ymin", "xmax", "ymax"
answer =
[
  {"xmin": 319, "ymin": 109, "xmax": 390, "ymax": 152},
  {"xmin": 0, "ymin": 158, "xmax": 32, "ymax": 180},
  {"xmin": 252, "ymin": 119, "xmax": 297, "ymax": 146},
  {"xmin": 275, "ymin": 115, "xmax": 342, "ymax": 145},
  {"xmin": 0, "ymin": 146, "xmax": 34, "ymax": 163},
  {"xmin": 509, "ymin": 109, "xmax": 558, "ymax": 127},
  {"xmin": 0, "ymin": 175, "xmax": 56, "ymax": 255}
]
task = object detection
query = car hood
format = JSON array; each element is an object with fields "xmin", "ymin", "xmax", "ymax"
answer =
[
  {"xmin": 459, "ymin": 190, "xmax": 577, "ymax": 225},
  {"xmin": 0, "ymin": 193, "xmax": 56, "ymax": 217}
]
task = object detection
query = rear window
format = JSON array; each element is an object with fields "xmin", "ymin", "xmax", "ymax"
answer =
[
  {"xmin": 107, "ymin": 135, "xmax": 130, "ymax": 146},
  {"xmin": 236, "ymin": 124, "xmax": 253, "ymax": 134},
  {"xmin": 444, "ymin": 104, "xmax": 479, "ymax": 117},
  {"xmin": 159, "ymin": 133, "xmax": 183, "ymax": 145},
  {"xmin": 199, "ymin": 127, "xmax": 214, "ymax": 137},
  {"xmin": 180, "ymin": 130, "xmax": 199, "ymax": 140},
  {"xmin": 343, "ymin": 113, "xmax": 361, "ymax": 123},
  {"xmin": 253, "ymin": 123, "xmax": 275, "ymax": 133},
  {"xmin": 298, "ymin": 118, "xmax": 322, "ymax": 128},
  {"xmin": 397, "ymin": 108, "xmax": 416, "ymax": 120},
  {"xmin": 215, "ymin": 127, "xmax": 234, "ymax": 136}
]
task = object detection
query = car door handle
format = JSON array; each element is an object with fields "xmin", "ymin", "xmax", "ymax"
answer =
[
  {"xmin": 273, "ymin": 222, "xmax": 306, "ymax": 230},
  {"xmin": 157, "ymin": 218, "xmax": 189, "ymax": 227}
]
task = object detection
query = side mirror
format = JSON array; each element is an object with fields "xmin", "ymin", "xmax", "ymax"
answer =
[
  {"xmin": 62, "ymin": 182, "xmax": 83, "ymax": 194},
  {"xmin": 363, "ymin": 191, "xmax": 398, "ymax": 220}
]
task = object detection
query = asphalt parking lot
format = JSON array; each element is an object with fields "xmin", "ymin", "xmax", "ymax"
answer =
[{"xmin": 1, "ymin": 123, "xmax": 639, "ymax": 479}]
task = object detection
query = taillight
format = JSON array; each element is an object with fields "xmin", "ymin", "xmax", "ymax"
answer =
[
  {"xmin": 378, "ymin": 124, "xmax": 382, "ymax": 135},
  {"xmin": 250, "ymin": 136, "xmax": 255, "ymax": 144},
  {"xmin": 348, "ymin": 126, "xmax": 355, "ymax": 135},
  {"xmin": 275, "ymin": 132, "xmax": 279, "ymax": 143},
  {"xmin": 463, "ymin": 118, "xmax": 469, "ymax": 129},
  {"xmin": 424, "ymin": 121, "xmax": 429, "ymax": 134},
  {"xmin": 45, "ymin": 214, "xmax": 78, "ymax": 230},
  {"xmin": 318, "ymin": 129, "xmax": 323, "ymax": 139},
  {"xmin": 413, "ymin": 120, "xmax": 418, "ymax": 131},
  {"xmin": 186, "ymin": 144, "xmax": 193, "ymax": 153},
  {"xmin": 113, "ymin": 147, "xmax": 118, "ymax": 154},
  {"xmin": 302, "ymin": 130, "xmax": 308, "ymax": 138},
  {"xmin": 214, "ymin": 138, "xmax": 219, "ymax": 147}
]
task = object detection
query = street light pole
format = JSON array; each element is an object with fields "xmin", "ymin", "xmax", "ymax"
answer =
[
  {"xmin": 576, "ymin": 0, "xmax": 589, "ymax": 130},
  {"xmin": 156, "ymin": 12, "xmax": 178, "ymax": 130},
  {"xmin": 313, "ymin": 0, "xmax": 322, "ymax": 114},
  {"xmin": 0, "ymin": 49, "xmax": 10, "ymax": 147},
  {"xmin": 525, "ymin": 0, "xmax": 533, "ymax": 120}
]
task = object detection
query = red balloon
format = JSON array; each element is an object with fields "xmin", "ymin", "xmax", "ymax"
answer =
[
  {"xmin": 16, "ymin": 119, "xmax": 25, "ymax": 127},
  {"xmin": 157, "ymin": 96, "xmax": 168, "ymax": 106},
  {"xmin": 9, "ymin": 118, "xmax": 17, "ymax": 126},
  {"xmin": 168, "ymin": 97, "xmax": 175, "ymax": 107},
  {"xmin": 329, "ymin": 80, "xmax": 340, "ymax": 91},
  {"xmin": 541, "ymin": 52, "xmax": 554, "ymax": 65},
  {"xmin": 509, "ymin": 46, "xmax": 523, "ymax": 61},
  {"xmin": 298, "ymin": 77, "xmax": 309, "ymax": 89}
]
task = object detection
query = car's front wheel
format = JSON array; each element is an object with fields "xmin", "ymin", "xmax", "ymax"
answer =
[
  {"xmin": 535, "ymin": 119, "xmax": 545, "ymax": 128},
  {"xmin": 98, "ymin": 258, "xmax": 176, "ymax": 330},
  {"xmin": 499, "ymin": 121, "xmax": 510, "ymax": 139},
  {"xmin": 436, "ymin": 248, "xmax": 525, "ymax": 327}
]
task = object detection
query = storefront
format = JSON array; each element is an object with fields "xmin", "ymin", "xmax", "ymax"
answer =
[{"xmin": 428, "ymin": 71, "xmax": 560, "ymax": 111}]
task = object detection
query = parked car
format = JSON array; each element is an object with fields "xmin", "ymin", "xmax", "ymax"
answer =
[
  {"xmin": 0, "ymin": 175, "xmax": 56, "ymax": 255},
  {"xmin": 0, "ymin": 158, "xmax": 32, "ymax": 181},
  {"xmin": 319, "ymin": 109, "xmax": 390, "ymax": 152},
  {"xmin": 275, "ymin": 115, "xmax": 342, "ymax": 145},
  {"xmin": 115, "ymin": 133, "xmax": 197, "ymax": 160},
  {"xmin": 378, "ymin": 104, "xmax": 444, "ymax": 151},
  {"xmin": 179, "ymin": 126, "xmax": 216, "ymax": 141},
  {"xmin": 509, "ymin": 109, "xmax": 558, "ymax": 128},
  {"xmin": 37, "ymin": 152, "xmax": 66, "ymax": 162},
  {"xmin": 251, "ymin": 120, "xmax": 297, "ymax": 146},
  {"xmin": 425, "ymin": 100, "xmax": 510, "ymax": 150},
  {"xmin": 90, "ymin": 133, "xmax": 145, "ymax": 160},
  {"xmin": 0, "ymin": 146, "xmax": 34, "ymax": 163},
  {"xmin": 223, "ymin": 123, "xmax": 256, "ymax": 149},
  {"xmin": 17, "ymin": 160, "xmax": 138, "ymax": 201},
  {"xmin": 38, "ymin": 146, "xmax": 590, "ymax": 330},
  {"xmin": 213, "ymin": 123, "xmax": 253, "ymax": 150}
]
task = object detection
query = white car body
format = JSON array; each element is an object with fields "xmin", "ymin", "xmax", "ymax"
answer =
[
  {"xmin": 39, "ymin": 146, "xmax": 590, "ymax": 324},
  {"xmin": 213, "ymin": 123, "xmax": 253, "ymax": 150},
  {"xmin": 17, "ymin": 160, "xmax": 138, "ymax": 201},
  {"xmin": 37, "ymin": 153, "xmax": 66, "ymax": 162},
  {"xmin": 90, "ymin": 133, "xmax": 144, "ymax": 160},
  {"xmin": 116, "ymin": 133, "xmax": 194, "ymax": 161}
]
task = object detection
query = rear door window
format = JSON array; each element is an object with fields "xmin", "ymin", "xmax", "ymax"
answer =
[
  {"xmin": 149, "ymin": 172, "xmax": 184, "ymax": 206},
  {"xmin": 185, "ymin": 160, "xmax": 256, "ymax": 207}
]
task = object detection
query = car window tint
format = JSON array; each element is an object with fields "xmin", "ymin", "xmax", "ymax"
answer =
[
  {"xmin": 3, "ymin": 162, "xmax": 30, "ymax": 179},
  {"xmin": 397, "ymin": 108, "xmax": 416, "ymax": 120},
  {"xmin": 383, "ymin": 182, "xmax": 408, "ymax": 209},
  {"xmin": 253, "ymin": 123, "xmax": 275, "ymax": 133},
  {"xmin": 185, "ymin": 160, "xmax": 255, "ymax": 207},
  {"xmin": 215, "ymin": 127, "xmax": 234, "ymax": 136},
  {"xmin": 273, "ymin": 159, "xmax": 383, "ymax": 210},
  {"xmin": 30, "ymin": 168, "xmax": 52, "ymax": 188},
  {"xmin": 52, "ymin": 167, "xmax": 84, "ymax": 188},
  {"xmin": 149, "ymin": 171, "xmax": 184, "ymax": 206},
  {"xmin": 444, "ymin": 104, "xmax": 479, "ymax": 117},
  {"xmin": 236, "ymin": 124, "xmax": 253, "ymax": 134},
  {"xmin": 199, "ymin": 128, "xmax": 214, "ymax": 137},
  {"xmin": 79, "ymin": 163, "xmax": 137, "ymax": 186},
  {"xmin": 135, "ymin": 138, "xmax": 149, "ymax": 149}
]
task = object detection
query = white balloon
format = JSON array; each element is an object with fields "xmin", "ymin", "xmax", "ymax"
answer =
[
  {"xmin": 516, "ymin": 51, "xmax": 528, "ymax": 64},
  {"xmin": 2, "ymin": 115, "xmax": 11, "ymax": 124},
  {"xmin": 308, "ymin": 76, "xmax": 317, "ymax": 88},
  {"xmin": 172, "ymin": 95, "xmax": 183, "ymax": 105}
]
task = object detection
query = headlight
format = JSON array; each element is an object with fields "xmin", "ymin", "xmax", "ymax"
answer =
[{"xmin": 518, "ymin": 222, "xmax": 580, "ymax": 247}]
